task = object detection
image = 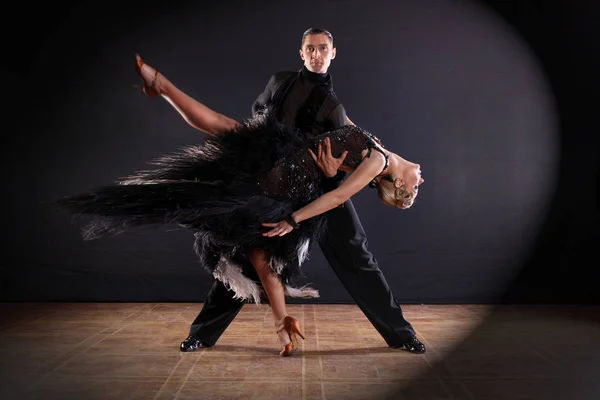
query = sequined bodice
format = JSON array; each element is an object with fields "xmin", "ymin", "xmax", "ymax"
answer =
[{"xmin": 257, "ymin": 125, "xmax": 384, "ymax": 202}]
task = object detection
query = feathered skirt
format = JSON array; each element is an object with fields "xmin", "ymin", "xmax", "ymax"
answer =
[{"xmin": 55, "ymin": 116, "xmax": 328, "ymax": 303}]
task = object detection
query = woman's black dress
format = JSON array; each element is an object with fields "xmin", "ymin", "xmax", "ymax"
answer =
[{"xmin": 55, "ymin": 115, "xmax": 384, "ymax": 303}]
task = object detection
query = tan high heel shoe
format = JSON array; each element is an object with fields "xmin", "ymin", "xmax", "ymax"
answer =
[
  {"xmin": 276, "ymin": 316, "xmax": 305, "ymax": 357},
  {"xmin": 134, "ymin": 53, "xmax": 161, "ymax": 97}
]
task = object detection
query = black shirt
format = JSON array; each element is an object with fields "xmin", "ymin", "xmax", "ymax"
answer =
[{"xmin": 252, "ymin": 67, "xmax": 347, "ymax": 135}]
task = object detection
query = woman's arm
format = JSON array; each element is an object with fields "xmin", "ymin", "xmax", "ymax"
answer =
[{"xmin": 262, "ymin": 151, "xmax": 386, "ymax": 237}]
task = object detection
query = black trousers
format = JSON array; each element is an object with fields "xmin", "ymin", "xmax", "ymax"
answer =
[{"xmin": 188, "ymin": 199, "xmax": 415, "ymax": 347}]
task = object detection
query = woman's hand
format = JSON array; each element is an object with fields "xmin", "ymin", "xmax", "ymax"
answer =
[{"xmin": 261, "ymin": 220, "xmax": 294, "ymax": 237}]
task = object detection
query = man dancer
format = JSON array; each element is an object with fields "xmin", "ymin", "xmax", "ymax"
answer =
[{"xmin": 181, "ymin": 28, "xmax": 426, "ymax": 354}]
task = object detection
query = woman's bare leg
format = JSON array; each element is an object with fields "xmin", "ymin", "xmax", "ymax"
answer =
[
  {"xmin": 248, "ymin": 249, "xmax": 288, "ymax": 322},
  {"xmin": 248, "ymin": 249, "xmax": 304, "ymax": 356},
  {"xmin": 135, "ymin": 54, "xmax": 240, "ymax": 136}
]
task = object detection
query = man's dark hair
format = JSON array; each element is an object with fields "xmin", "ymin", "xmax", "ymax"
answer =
[{"xmin": 301, "ymin": 28, "xmax": 334, "ymax": 48}]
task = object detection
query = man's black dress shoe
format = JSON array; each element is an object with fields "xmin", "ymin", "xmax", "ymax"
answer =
[
  {"xmin": 180, "ymin": 335, "xmax": 208, "ymax": 352},
  {"xmin": 395, "ymin": 336, "xmax": 426, "ymax": 353}
]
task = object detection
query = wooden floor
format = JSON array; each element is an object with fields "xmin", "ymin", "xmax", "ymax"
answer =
[{"xmin": 1, "ymin": 303, "xmax": 598, "ymax": 399}]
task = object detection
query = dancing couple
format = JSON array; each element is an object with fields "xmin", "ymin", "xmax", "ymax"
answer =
[{"xmin": 56, "ymin": 28, "xmax": 426, "ymax": 356}]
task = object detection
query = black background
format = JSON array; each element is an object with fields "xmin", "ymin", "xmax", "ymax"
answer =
[{"xmin": 1, "ymin": 0, "xmax": 598, "ymax": 305}]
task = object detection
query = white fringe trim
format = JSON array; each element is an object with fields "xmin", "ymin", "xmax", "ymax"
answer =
[
  {"xmin": 297, "ymin": 238, "xmax": 310, "ymax": 265},
  {"xmin": 285, "ymin": 284, "xmax": 320, "ymax": 298},
  {"xmin": 269, "ymin": 256, "xmax": 285, "ymax": 275},
  {"xmin": 209, "ymin": 238, "xmax": 318, "ymax": 304},
  {"xmin": 212, "ymin": 257, "xmax": 263, "ymax": 304}
]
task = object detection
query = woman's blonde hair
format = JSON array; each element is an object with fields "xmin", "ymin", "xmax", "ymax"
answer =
[{"xmin": 375, "ymin": 177, "xmax": 417, "ymax": 209}]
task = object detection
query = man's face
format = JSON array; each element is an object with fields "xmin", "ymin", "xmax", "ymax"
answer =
[{"xmin": 299, "ymin": 34, "xmax": 336, "ymax": 74}]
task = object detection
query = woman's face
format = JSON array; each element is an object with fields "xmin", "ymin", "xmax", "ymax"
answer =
[
  {"xmin": 403, "ymin": 164, "xmax": 424, "ymax": 194},
  {"xmin": 375, "ymin": 162, "xmax": 424, "ymax": 209},
  {"xmin": 394, "ymin": 164, "xmax": 423, "ymax": 209}
]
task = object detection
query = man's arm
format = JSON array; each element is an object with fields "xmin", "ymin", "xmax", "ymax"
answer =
[
  {"xmin": 309, "ymin": 138, "xmax": 348, "ymax": 178},
  {"xmin": 316, "ymin": 103, "xmax": 349, "ymax": 186},
  {"xmin": 251, "ymin": 74, "xmax": 276, "ymax": 116},
  {"xmin": 328, "ymin": 103, "xmax": 348, "ymax": 129}
]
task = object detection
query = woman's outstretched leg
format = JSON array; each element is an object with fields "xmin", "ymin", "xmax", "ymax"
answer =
[
  {"xmin": 134, "ymin": 54, "xmax": 240, "ymax": 136},
  {"xmin": 248, "ymin": 249, "xmax": 305, "ymax": 356}
]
